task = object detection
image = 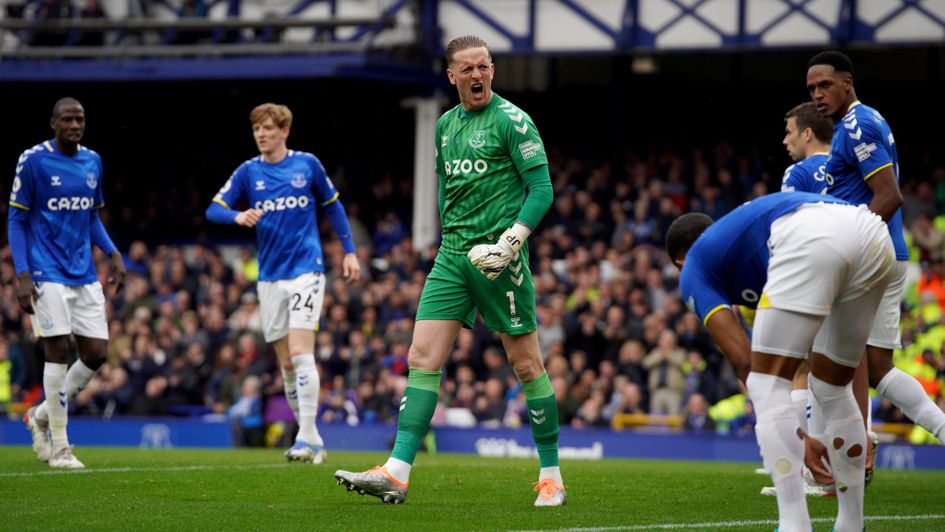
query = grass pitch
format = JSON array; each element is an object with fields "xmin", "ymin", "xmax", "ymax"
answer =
[{"xmin": 2, "ymin": 446, "xmax": 944, "ymax": 531}]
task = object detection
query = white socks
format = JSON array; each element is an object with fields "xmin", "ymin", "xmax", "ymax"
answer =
[
  {"xmin": 36, "ymin": 359, "xmax": 98, "ymax": 423},
  {"xmin": 790, "ymin": 388, "xmax": 809, "ymax": 432},
  {"xmin": 281, "ymin": 367, "xmax": 300, "ymax": 421},
  {"xmin": 43, "ymin": 362, "xmax": 69, "ymax": 449},
  {"xmin": 877, "ymin": 367, "xmax": 945, "ymax": 442},
  {"xmin": 384, "ymin": 457, "xmax": 412, "ymax": 484},
  {"xmin": 747, "ymin": 372, "xmax": 810, "ymax": 532},
  {"xmin": 540, "ymin": 466, "xmax": 563, "ymax": 484},
  {"xmin": 810, "ymin": 375, "xmax": 865, "ymax": 532},
  {"xmin": 291, "ymin": 354, "xmax": 323, "ymax": 447}
]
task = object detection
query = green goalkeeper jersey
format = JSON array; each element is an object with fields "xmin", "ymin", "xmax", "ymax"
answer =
[{"xmin": 434, "ymin": 93, "xmax": 548, "ymax": 255}]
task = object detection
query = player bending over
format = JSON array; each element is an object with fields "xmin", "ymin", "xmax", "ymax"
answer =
[{"xmin": 668, "ymin": 192, "xmax": 895, "ymax": 532}]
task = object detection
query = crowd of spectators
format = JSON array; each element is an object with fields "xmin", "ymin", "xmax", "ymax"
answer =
[{"xmin": 2, "ymin": 142, "xmax": 945, "ymax": 446}]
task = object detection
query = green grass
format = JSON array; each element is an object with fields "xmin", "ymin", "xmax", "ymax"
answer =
[{"xmin": 2, "ymin": 446, "xmax": 944, "ymax": 531}]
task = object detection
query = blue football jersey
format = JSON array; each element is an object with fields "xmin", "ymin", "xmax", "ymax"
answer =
[
  {"xmin": 213, "ymin": 150, "xmax": 339, "ymax": 281},
  {"xmin": 824, "ymin": 102, "xmax": 907, "ymax": 260},
  {"xmin": 9, "ymin": 140, "xmax": 104, "ymax": 285},
  {"xmin": 781, "ymin": 152, "xmax": 829, "ymax": 194},
  {"xmin": 680, "ymin": 192, "xmax": 848, "ymax": 324}
]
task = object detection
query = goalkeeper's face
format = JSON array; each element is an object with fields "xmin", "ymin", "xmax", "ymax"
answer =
[{"xmin": 447, "ymin": 46, "xmax": 494, "ymax": 112}]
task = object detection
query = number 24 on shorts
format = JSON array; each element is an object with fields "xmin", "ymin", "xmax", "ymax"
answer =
[{"xmin": 291, "ymin": 291, "xmax": 315, "ymax": 312}]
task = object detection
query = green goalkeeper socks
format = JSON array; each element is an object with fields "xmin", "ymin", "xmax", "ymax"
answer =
[
  {"xmin": 522, "ymin": 372, "xmax": 560, "ymax": 468},
  {"xmin": 390, "ymin": 369, "xmax": 441, "ymax": 465}
]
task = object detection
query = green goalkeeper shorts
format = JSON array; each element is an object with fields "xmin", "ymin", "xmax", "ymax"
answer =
[{"xmin": 416, "ymin": 246, "xmax": 536, "ymax": 335}]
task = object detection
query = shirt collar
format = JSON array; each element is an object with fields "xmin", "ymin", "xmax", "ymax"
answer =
[{"xmin": 458, "ymin": 92, "xmax": 500, "ymax": 120}]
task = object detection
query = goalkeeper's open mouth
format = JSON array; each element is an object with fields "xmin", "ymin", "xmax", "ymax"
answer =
[{"xmin": 470, "ymin": 83, "xmax": 485, "ymax": 102}]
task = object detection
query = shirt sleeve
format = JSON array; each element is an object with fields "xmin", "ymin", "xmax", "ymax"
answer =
[
  {"xmin": 845, "ymin": 115, "xmax": 894, "ymax": 181},
  {"xmin": 501, "ymin": 107, "xmax": 548, "ymax": 175},
  {"xmin": 9, "ymin": 151, "xmax": 34, "ymax": 211},
  {"xmin": 7, "ymin": 207, "xmax": 30, "ymax": 274},
  {"xmin": 517, "ymin": 164, "xmax": 553, "ymax": 230},
  {"xmin": 780, "ymin": 165, "xmax": 797, "ymax": 192},
  {"xmin": 680, "ymin": 258, "xmax": 731, "ymax": 326},
  {"xmin": 213, "ymin": 163, "xmax": 247, "ymax": 209},
  {"xmin": 89, "ymin": 210, "xmax": 118, "ymax": 255},
  {"xmin": 308, "ymin": 156, "xmax": 340, "ymax": 206},
  {"xmin": 434, "ymin": 120, "xmax": 445, "ymax": 177},
  {"xmin": 93, "ymin": 153, "xmax": 105, "ymax": 208}
]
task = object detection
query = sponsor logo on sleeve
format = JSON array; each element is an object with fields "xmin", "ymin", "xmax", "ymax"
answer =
[
  {"xmin": 518, "ymin": 140, "xmax": 542, "ymax": 160},
  {"xmin": 854, "ymin": 142, "xmax": 877, "ymax": 162}
]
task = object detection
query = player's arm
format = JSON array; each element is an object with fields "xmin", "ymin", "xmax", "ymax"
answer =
[
  {"xmin": 865, "ymin": 165, "xmax": 903, "ymax": 222},
  {"xmin": 468, "ymin": 112, "xmax": 552, "ymax": 280},
  {"xmin": 90, "ymin": 210, "xmax": 125, "ymax": 294},
  {"xmin": 206, "ymin": 166, "xmax": 261, "ymax": 227},
  {"xmin": 8, "ymin": 206, "xmax": 36, "ymax": 314},
  {"xmin": 467, "ymin": 165, "xmax": 551, "ymax": 281},
  {"xmin": 682, "ymin": 265, "xmax": 750, "ymax": 384},
  {"xmin": 310, "ymin": 156, "xmax": 360, "ymax": 283},
  {"xmin": 854, "ymin": 120, "xmax": 902, "ymax": 222},
  {"xmin": 703, "ymin": 308, "xmax": 751, "ymax": 384},
  {"xmin": 437, "ymin": 172, "xmax": 445, "ymax": 222},
  {"xmin": 8, "ymin": 156, "xmax": 37, "ymax": 314},
  {"xmin": 321, "ymin": 197, "xmax": 360, "ymax": 283}
]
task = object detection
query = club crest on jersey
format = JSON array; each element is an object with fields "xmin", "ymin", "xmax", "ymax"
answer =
[
  {"xmin": 441, "ymin": 135, "xmax": 448, "ymax": 147},
  {"xmin": 255, "ymin": 180, "xmax": 266, "ymax": 191},
  {"xmin": 86, "ymin": 173, "xmax": 97, "ymax": 189},
  {"xmin": 468, "ymin": 130, "xmax": 487, "ymax": 149},
  {"xmin": 291, "ymin": 173, "xmax": 307, "ymax": 188},
  {"xmin": 51, "ymin": 176, "xmax": 62, "ymax": 186}
]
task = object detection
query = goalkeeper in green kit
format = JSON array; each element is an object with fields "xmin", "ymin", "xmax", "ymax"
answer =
[{"xmin": 334, "ymin": 35, "xmax": 563, "ymax": 507}]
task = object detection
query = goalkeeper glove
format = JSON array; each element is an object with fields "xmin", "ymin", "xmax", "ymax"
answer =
[{"xmin": 467, "ymin": 222, "xmax": 532, "ymax": 281}]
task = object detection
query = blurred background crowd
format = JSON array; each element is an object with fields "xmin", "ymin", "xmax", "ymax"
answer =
[{"xmin": 3, "ymin": 141, "xmax": 944, "ymax": 446}]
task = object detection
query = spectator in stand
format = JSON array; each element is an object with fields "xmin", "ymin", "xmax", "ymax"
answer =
[
  {"xmin": 903, "ymin": 181, "xmax": 937, "ymax": 227},
  {"xmin": 912, "ymin": 213, "xmax": 944, "ymax": 263},
  {"xmin": 572, "ymin": 389, "xmax": 609, "ymax": 428},
  {"xmin": 643, "ymin": 330, "xmax": 685, "ymax": 416},
  {"xmin": 603, "ymin": 378, "xmax": 645, "ymax": 422},
  {"xmin": 682, "ymin": 393, "xmax": 716, "ymax": 433},
  {"xmin": 229, "ymin": 375, "xmax": 264, "ymax": 446},
  {"xmin": 918, "ymin": 260, "xmax": 945, "ymax": 308}
]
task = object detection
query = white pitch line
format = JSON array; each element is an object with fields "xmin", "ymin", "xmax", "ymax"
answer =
[
  {"xmin": 513, "ymin": 514, "xmax": 945, "ymax": 532},
  {"xmin": 1, "ymin": 462, "xmax": 291, "ymax": 478}
]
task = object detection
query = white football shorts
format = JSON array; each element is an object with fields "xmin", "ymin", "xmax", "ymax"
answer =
[
  {"xmin": 258, "ymin": 272, "xmax": 325, "ymax": 343},
  {"xmin": 31, "ymin": 281, "xmax": 108, "ymax": 340},
  {"xmin": 762, "ymin": 203, "xmax": 894, "ymax": 316},
  {"xmin": 865, "ymin": 260, "xmax": 907, "ymax": 350},
  {"xmin": 752, "ymin": 203, "xmax": 895, "ymax": 366}
]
